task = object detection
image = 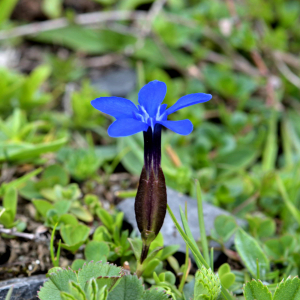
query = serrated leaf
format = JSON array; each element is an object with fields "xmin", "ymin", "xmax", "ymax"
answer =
[
  {"xmin": 107, "ymin": 275, "xmax": 143, "ymax": 300},
  {"xmin": 39, "ymin": 268, "xmax": 77, "ymax": 300},
  {"xmin": 273, "ymin": 276, "xmax": 300, "ymax": 300},
  {"xmin": 142, "ymin": 288, "xmax": 170, "ymax": 300},
  {"xmin": 243, "ymin": 280, "xmax": 272, "ymax": 300},
  {"xmin": 78, "ymin": 261, "xmax": 123, "ymax": 291},
  {"xmin": 235, "ymin": 228, "xmax": 270, "ymax": 278}
]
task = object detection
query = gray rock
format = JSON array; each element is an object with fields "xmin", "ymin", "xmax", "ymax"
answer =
[
  {"xmin": 117, "ymin": 188, "xmax": 246, "ymax": 260},
  {"xmin": 92, "ymin": 68, "xmax": 136, "ymax": 97},
  {"xmin": 0, "ymin": 275, "xmax": 46, "ymax": 300}
]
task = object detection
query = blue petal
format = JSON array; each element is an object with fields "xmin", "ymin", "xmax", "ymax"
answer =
[
  {"xmin": 160, "ymin": 104, "xmax": 168, "ymax": 114},
  {"xmin": 138, "ymin": 81, "xmax": 167, "ymax": 117},
  {"xmin": 166, "ymin": 93, "xmax": 212, "ymax": 115},
  {"xmin": 91, "ymin": 97, "xmax": 139, "ymax": 119},
  {"xmin": 108, "ymin": 118, "xmax": 149, "ymax": 137},
  {"xmin": 158, "ymin": 119, "xmax": 193, "ymax": 135}
]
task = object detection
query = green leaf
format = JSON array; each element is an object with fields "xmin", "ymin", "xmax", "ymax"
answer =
[
  {"xmin": 218, "ymin": 263, "xmax": 236, "ymax": 289},
  {"xmin": 142, "ymin": 258, "xmax": 161, "ymax": 278},
  {"xmin": 33, "ymin": 199, "xmax": 54, "ymax": 218},
  {"xmin": 97, "ymin": 208, "xmax": 114, "ymax": 232},
  {"xmin": 59, "ymin": 214, "xmax": 78, "ymax": 226},
  {"xmin": 60, "ymin": 292, "xmax": 76, "ymax": 300},
  {"xmin": 5, "ymin": 286, "xmax": 14, "ymax": 300},
  {"xmin": 243, "ymin": 280, "xmax": 272, "ymax": 300},
  {"xmin": 60, "ymin": 224, "xmax": 90, "ymax": 253},
  {"xmin": 107, "ymin": 275, "xmax": 143, "ymax": 300},
  {"xmin": 41, "ymin": 164, "xmax": 69, "ymax": 187},
  {"xmin": 79, "ymin": 261, "xmax": 123, "ymax": 291},
  {"xmin": 70, "ymin": 202, "xmax": 93, "ymax": 222},
  {"xmin": 159, "ymin": 245, "xmax": 180, "ymax": 261},
  {"xmin": 39, "ymin": 268, "xmax": 77, "ymax": 300},
  {"xmin": 128, "ymin": 238, "xmax": 142, "ymax": 261},
  {"xmin": 213, "ymin": 215, "xmax": 237, "ymax": 242},
  {"xmin": 235, "ymin": 228, "xmax": 270, "ymax": 278},
  {"xmin": 42, "ymin": 0, "xmax": 62, "ymax": 18},
  {"xmin": 0, "ymin": 187, "xmax": 18, "ymax": 227},
  {"xmin": 142, "ymin": 288, "xmax": 170, "ymax": 300},
  {"xmin": 273, "ymin": 276, "xmax": 300, "ymax": 300},
  {"xmin": 0, "ymin": 138, "xmax": 67, "ymax": 162},
  {"xmin": 3, "ymin": 187, "xmax": 17, "ymax": 217},
  {"xmin": 71, "ymin": 259, "xmax": 85, "ymax": 271},
  {"xmin": 0, "ymin": 0, "xmax": 19, "ymax": 24},
  {"xmin": 84, "ymin": 241, "xmax": 110, "ymax": 262}
]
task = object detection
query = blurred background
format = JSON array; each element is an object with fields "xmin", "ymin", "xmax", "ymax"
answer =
[{"xmin": 1, "ymin": 0, "xmax": 300, "ymax": 280}]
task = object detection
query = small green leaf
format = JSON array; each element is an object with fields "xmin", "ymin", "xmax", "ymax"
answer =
[
  {"xmin": 3, "ymin": 187, "xmax": 17, "ymax": 217},
  {"xmin": 60, "ymin": 224, "xmax": 90, "ymax": 253},
  {"xmin": 84, "ymin": 241, "xmax": 109, "ymax": 262},
  {"xmin": 71, "ymin": 259, "xmax": 85, "ymax": 271},
  {"xmin": 128, "ymin": 238, "xmax": 142, "ymax": 261},
  {"xmin": 142, "ymin": 258, "xmax": 161, "ymax": 278},
  {"xmin": 218, "ymin": 263, "xmax": 231, "ymax": 277},
  {"xmin": 243, "ymin": 280, "xmax": 272, "ymax": 300},
  {"xmin": 97, "ymin": 208, "xmax": 114, "ymax": 232},
  {"xmin": 33, "ymin": 199, "xmax": 54, "ymax": 218},
  {"xmin": 235, "ymin": 228, "xmax": 270, "ymax": 278}
]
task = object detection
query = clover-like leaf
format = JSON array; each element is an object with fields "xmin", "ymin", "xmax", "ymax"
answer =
[
  {"xmin": 85, "ymin": 241, "xmax": 110, "ymax": 263},
  {"xmin": 60, "ymin": 223, "xmax": 90, "ymax": 253}
]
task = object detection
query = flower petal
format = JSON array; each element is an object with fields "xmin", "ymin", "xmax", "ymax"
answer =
[
  {"xmin": 166, "ymin": 93, "xmax": 212, "ymax": 115},
  {"xmin": 108, "ymin": 118, "xmax": 149, "ymax": 137},
  {"xmin": 158, "ymin": 119, "xmax": 193, "ymax": 135},
  {"xmin": 91, "ymin": 97, "xmax": 139, "ymax": 119},
  {"xmin": 138, "ymin": 80, "xmax": 167, "ymax": 117}
]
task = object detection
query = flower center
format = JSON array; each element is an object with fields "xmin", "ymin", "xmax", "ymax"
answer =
[{"xmin": 135, "ymin": 105, "xmax": 166, "ymax": 130}]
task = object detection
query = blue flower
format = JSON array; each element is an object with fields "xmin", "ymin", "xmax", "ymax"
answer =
[{"xmin": 91, "ymin": 80, "xmax": 212, "ymax": 137}]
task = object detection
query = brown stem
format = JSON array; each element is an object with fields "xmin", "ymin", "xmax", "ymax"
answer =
[{"xmin": 140, "ymin": 244, "xmax": 150, "ymax": 263}]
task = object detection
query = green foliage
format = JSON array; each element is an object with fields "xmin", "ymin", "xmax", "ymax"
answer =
[
  {"xmin": 0, "ymin": 109, "xmax": 67, "ymax": 163},
  {"xmin": 218, "ymin": 264, "xmax": 235, "ymax": 290},
  {"xmin": 39, "ymin": 262, "xmax": 169, "ymax": 300},
  {"xmin": 60, "ymin": 223, "xmax": 90, "ymax": 253},
  {"xmin": 0, "ymin": 66, "xmax": 51, "ymax": 114},
  {"xmin": 0, "ymin": 0, "xmax": 19, "ymax": 25},
  {"xmin": 211, "ymin": 215, "xmax": 237, "ymax": 243},
  {"xmin": 235, "ymin": 228, "xmax": 270, "ymax": 279},
  {"xmin": 0, "ymin": 187, "xmax": 18, "ymax": 228},
  {"xmin": 244, "ymin": 280, "xmax": 272, "ymax": 300},
  {"xmin": 243, "ymin": 277, "xmax": 300, "ymax": 300}
]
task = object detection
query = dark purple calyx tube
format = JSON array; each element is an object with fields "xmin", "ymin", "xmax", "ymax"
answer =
[{"xmin": 134, "ymin": 124, "xmax": 167, "ymax": 263}]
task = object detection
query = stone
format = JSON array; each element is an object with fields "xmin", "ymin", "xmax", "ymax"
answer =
[
  {"xmin": 117, "ymin": 188, "xmax": 246, "ymax": 260},
  {"xmin": 92, "ymin": 68, "xmax": 136, "ymax": 97},
  {"xmin": 0, "ymin": 275, "xmax": 46, "ymax": 300}
]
